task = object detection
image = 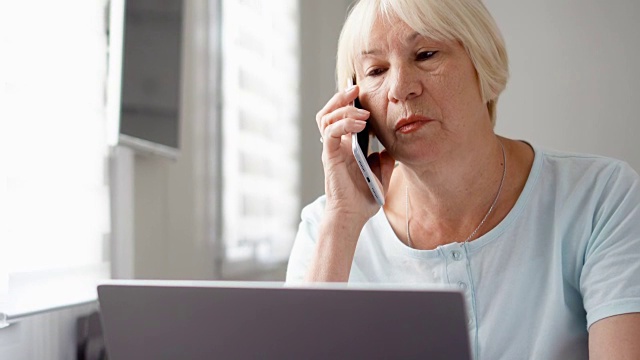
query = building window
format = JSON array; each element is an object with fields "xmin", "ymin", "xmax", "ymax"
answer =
[{"xmin": 220, "ymin": 0, "xmax": 300, "ymax": 266}]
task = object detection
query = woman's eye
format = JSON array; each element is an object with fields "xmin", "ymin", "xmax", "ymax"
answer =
[
  {"xmin": 366, "ymin": 68, "xmax": 386, "ymax": 77},
  {"xmin": 416, "ymin": 51, "xmax": 437, "ymax": 61}
]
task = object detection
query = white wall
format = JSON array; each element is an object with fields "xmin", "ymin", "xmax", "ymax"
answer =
[{"xmin": 486, "ymin": 0, "xmax": 640, "ymax": 171}]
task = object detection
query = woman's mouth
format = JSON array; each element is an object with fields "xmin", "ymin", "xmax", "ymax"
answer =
[{"xmin": 395, "ymin": 115, "xmax": 434, "ymax": 134}]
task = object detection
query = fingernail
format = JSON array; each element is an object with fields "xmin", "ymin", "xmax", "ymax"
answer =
[
  {"xmin": 355, "ymin": 120, "xmax": 366, "ymax": 126},
  {"xmin": 357, "ymin": 108, "xmax": 369, "ymax": 114},
  {"xmin": 345, "ymin": 84, "xmax": 356, "ymax": 93}
]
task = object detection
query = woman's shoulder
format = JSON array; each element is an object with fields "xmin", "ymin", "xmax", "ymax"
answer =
[
  {"xmin": 524, "ymin": 145, "xmax": 640, "ymax": 217},
  {"xmin": 533, "ymin": 145, "xmax": 638, "ymax": 183}
]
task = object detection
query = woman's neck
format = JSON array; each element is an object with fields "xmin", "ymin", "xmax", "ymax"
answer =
[{"xmin": 385, "ymin": 135, "xmax": 513, "ymax": 248}]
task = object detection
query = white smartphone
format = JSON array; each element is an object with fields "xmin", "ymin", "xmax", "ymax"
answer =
[{"xmin": 349, "ymin": 78, "xmax": 385, "ymax": 206}]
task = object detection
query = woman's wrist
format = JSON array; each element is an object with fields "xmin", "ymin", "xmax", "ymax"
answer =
[{"xmin": 323, "ymin": 202, "xmax": 372, "ymax": 228}]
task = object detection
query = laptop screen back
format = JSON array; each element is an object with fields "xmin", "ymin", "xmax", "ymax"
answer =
[{"xmin": 98, "ymin": 281, "xmax": 471, "ymax": 360}]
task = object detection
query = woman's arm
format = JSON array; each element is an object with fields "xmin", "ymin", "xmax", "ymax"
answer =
[
  {"xmin": 303, "ymin": 213, "xmax": 367, "ymax": 282},
  {"xmin": 589, "ymin": 313, "xmax": 640, "ymax": 359},
  {"xmin": 300, "ymin": 85, "xmax": 395, "ymax": 282}
]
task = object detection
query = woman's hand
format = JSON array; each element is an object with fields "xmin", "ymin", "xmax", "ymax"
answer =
[
  {"xmin": 316, "ymin": 85, "xmax": 395, "ymax": 225},
  {"xmin": 305, "ymin": 84, "xmax": 395, "ymax": 282}
]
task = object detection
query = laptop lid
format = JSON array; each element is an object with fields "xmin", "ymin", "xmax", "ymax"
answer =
[{"xmin": 98, "ymin": 280, "xmax": 471, "ymax": 360}]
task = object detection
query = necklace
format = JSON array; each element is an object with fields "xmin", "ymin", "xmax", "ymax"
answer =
[{"xmin": 405, "ymin": 140, "xmax": 507, "ymax": 248}]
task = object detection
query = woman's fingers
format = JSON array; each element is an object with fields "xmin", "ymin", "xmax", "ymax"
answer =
[
  {"xmin": 315, "ymin": 85, "xmax": 368, "ymax": 133},
  {"xmin": 316, "ymin": 85, "xmax": 358, "ymax": 125},
  {"xmin": 319, "ymin": 106, "xmax": 370, "ymax": 135},
  {"xmin": 322, "ymin": 119, "xmax": 366, "ymax": 151}
]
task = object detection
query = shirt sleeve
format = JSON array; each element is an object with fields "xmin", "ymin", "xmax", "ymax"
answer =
[
  {"xmin": 285, "ymin": 196, "xmax": 326, "ymax": 284},
  {"xmin": 580, "ymin": 161, "xmax": 640, "ymax": 329}
]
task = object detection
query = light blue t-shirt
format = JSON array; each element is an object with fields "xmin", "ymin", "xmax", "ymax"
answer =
[{"xmin": 286, "ymin": 145, "xmax": 640, "ymax": 359}]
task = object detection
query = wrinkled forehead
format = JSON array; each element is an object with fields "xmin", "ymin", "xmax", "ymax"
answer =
[
  {"xmin": 359, "ymin": 18, "xmax": 426, "ymax": 57},
  {"xmin": 348, "ymin": 7, "xmax": 455, "ymax": 63},
  {"xmin": 338, "ymin": 0, "xmax": 465, "ymax": 88}
]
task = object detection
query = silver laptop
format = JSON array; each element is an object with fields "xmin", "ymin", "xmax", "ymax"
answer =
[{"xmin": 98, "ymin": 280, "xmax": 471, "ymax": 360}]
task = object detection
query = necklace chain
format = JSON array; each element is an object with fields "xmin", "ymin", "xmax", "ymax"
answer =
[{"xmin": 405, "ymin": 141, "xmax": 507, "ymax": 248}]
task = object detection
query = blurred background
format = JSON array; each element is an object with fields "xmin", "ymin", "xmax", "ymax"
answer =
[{"xmin": 0, "ymin": 0, "xmax": 638, "ymax": 358}]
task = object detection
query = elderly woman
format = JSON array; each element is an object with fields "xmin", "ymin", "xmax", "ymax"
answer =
[{"xmin": 286, "ymin": 0, "xmax": 640, "ymax": 358}]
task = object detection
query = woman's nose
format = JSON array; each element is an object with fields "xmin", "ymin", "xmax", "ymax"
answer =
[{"xmin": 387, "ymin": 66, "xmax": 422, "ymax": 103}]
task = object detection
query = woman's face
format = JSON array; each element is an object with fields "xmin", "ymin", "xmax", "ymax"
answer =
[{"xmin": 356, "ymin": 17, "xmax": 490, "ymax": 163}]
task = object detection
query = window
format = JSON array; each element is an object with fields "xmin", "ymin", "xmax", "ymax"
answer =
[
  {"xmin": 0, "ymin": 0, "xmax": 110, "ymax": 322},
  {"xmin": 220, "ymin": 0, "xmax": 300, "ymax": 266}
]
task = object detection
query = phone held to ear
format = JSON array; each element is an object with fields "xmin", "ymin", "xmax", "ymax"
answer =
[{"xmin": 349, "ymin": 78, "xmax": 385, "ymax": 206}]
